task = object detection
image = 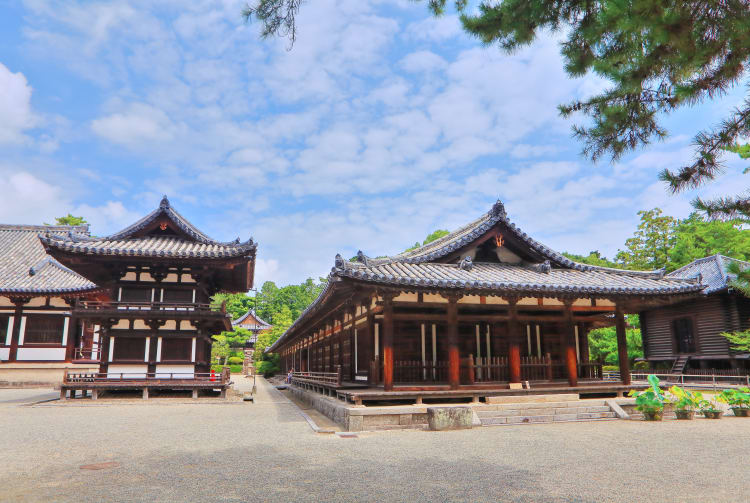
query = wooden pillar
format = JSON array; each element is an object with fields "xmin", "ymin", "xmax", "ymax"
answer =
[
  {"xmin": 563, "ymin": 302, "xmax": 578, "ymax": 387},
  {"xmin": 65, "ymin": 299, "xmax": 78, "ymax": 362},
  {"xmin": 444, "ymin": 293, "xmax": 461, "ymax": 389},
  {"xmin": 508, "ymin": 300, "xmax": 522, "ymax": 384},
  {"xmin": 615, "ymin": 305, "xmax": 631, "ymax": 385},
  {"xmin": 382, "ymin": 293, "xmax": 395, "ymax": 391},
  {"xmin": 7, "ymin": 297, "xmax": 29, "ymax": 362}
]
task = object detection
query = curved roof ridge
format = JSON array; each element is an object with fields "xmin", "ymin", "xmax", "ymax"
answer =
[{"xmin": 106, "ymin": 195, "xmax": 253, "ymax": 247}]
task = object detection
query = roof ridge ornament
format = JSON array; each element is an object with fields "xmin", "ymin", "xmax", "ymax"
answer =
[
  {"xmin": 491, "ymin": 199, "xmax": 507, "ymax": 219},
  {"xmin": 334, "ymin": 254, "xmax": 345, "ymax": 269},
  {"xmin": 529, "ymin": 260, "xmax": 551, "ymax": 274},
  {"xmin": 160, "ymin": 195, "xmax": 170, "ymax": 209},
  {"xmin": 356, "ymin": 250, "xmax": 369, "ymax": 266},
  {"xmin": 459, "ymin": 256, "xmax": 473, "ymax": 271}
]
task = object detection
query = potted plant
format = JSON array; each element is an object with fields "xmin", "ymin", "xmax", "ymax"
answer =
[
  {"xmin": 699, "ymin": 396, "xmax": 723, "ymax": 419},
  {"xmin": 629, "ymin": 375, "xmax": 669, "ymax": 421},
  {"xmin": 717, "ymin": 388, "xmax": 750, "ymax": 417},
  {"xmin": 668, "ymin": 386, "xmax": 701, "ymax": 420}
]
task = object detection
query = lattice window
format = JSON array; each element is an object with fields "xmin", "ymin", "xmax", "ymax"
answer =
[{"xmin": 24, "ymin": 315, "xmax": 65, "ymax": 344}]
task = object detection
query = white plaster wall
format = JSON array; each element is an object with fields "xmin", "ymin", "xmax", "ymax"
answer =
[
  {"xmin": 16, "ymin": 348, "xmax": 66, "ymax": 360},
  {"xmin": 107, "ymin": 364, "xmax": 147, "ymax": 378},
  {"xmin": 0, "ymin": 348, "xmax": 9, "ymax": 360},
  {"xmin": 155, "ymin": 364, "xmax": 194, "ymax": 378}
]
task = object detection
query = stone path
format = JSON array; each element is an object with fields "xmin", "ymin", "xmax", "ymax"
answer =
[{"xmin": 1, "ymin": 378, "xmax": 750, "ymax": 502}]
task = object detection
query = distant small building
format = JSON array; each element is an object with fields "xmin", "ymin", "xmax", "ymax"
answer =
[
  {"xmin": 640, "ymin": 254, "xmax": 750, "ymax": 372},
  {"xmin": 232, "ymin": 309, "xmax": 271, "ymax": 375}
]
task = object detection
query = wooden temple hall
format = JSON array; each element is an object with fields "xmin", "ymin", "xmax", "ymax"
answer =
[
  {"xmin": 269, "ymin": 201, "xmax": 706, "ymax": 401},
  {"xmin": 32, "ymin": 196, "xmax": 256, "ymax": 398}
]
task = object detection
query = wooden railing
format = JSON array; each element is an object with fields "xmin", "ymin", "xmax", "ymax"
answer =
[
  {"xmin": 291, "ymin": 368, "xmax": 342, "ymax": 387},
  {"xmin": 64, "ymin": 367, "xmax": 230, "ymax": 384},
  {"xmin": 473, "ymin": 356, "xmax": 509, "ymax": 382},
  {"xmin": 393, "ymin": 360, "xmax": 450, "ymax": 383},
  {"xmin": 74, "ymin": 346, "xmax": 101, "ymax": 361},
  {"xmin": 75, "ymin": 301, "xmax": 221, "ymax": 313}
]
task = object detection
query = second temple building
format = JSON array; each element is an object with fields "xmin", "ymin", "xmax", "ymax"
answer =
[{"xmin": 270, "ymin": 200, "xmax": 707, "ymax": 398}]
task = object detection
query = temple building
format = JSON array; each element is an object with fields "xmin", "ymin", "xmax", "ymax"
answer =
[
  {"xmin": 231, "ymin": 308, "xmax": 272, "ymax": 375},
  {"xmin": 640, "ymin": 254, "xmax": 750, "ymax": 372},
  {"xmin": 2, "ymin": 196, "xmax": 256, "ymax": 397},
  {"xmin": 269, "ymin": 200, "xmax": 706, "ymax": 401},
  {"xmin": 0, "ymin": 224, "xmax": 101, "ymax": 384}
]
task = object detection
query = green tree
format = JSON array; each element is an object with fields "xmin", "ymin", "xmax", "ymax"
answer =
[
  {"xmin": 588, "ymin": 315, "xmax": 643, "ymax": 365},
  {"xmin": 211, "ymin": 335, "xmax": 231, "ymax": 365},
  {"xmin": 562, "ymin": 251, "xmax": 620, "ymax": 268},
  {"xmin": 727, "ymin": 260, "xmax": 750, "ymax": 298},
  {"xmin": 404, "ymin": 229, "xmax": 450, "ymax": 252},
  {"xmin": 247, "ymin": 0, "xmax": 750, "ymax": 220},
  {"xmin": 669, "ymin": 213, "xmax": 750, "ymax": 269},
  {"xmin": 254, "ymin": 278, "xmax": 326, "ymax": 325},
  {"xmin": 615, "ymin": 209, "xmax": 676, "ymax": 270},
  {"xmin": 255, "ymin": 304, "xmax": 293, "ymax": 362},
  {"xmin": 45, "ymin": 214, "xmax": 88, "ymax": 226},
  {"xmin": 211, "ymin": 292, "xmax": 254, "ymax": 320}
]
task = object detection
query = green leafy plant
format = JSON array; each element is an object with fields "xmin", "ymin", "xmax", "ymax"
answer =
[
  {"xmin": 669, "ymin": 386, "xmax": 702, "ymax": 412},
  {"xmin": 717, "ymin": 388, "xmax": 750, "ymax": 417},
  {"xmin": 668, "ymin": 386, "xmax": 702, "ymax": 420},
  {"xmin": 698, "ymin": 396, "xmax": 724, "ymax": 419},
  {"xmin": 629, "ymin": 375, "xmax": 669, "ymax": 421}
]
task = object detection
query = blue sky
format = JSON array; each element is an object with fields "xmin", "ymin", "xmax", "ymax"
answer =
[{"xmin": 1, "ymin": 0, "xmax": 747, "ymax": 287}]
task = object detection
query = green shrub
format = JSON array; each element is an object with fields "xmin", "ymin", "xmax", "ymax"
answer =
[
  {"xmin": 210, "ymin": 364, "xmax": 244, "ymax": 374},
  {"xmin": 227, "ymin": 356, "xmax": 244, "ymax": 365},
  {"xmin": 256, "ymin": 360, "xmax": 279, "ymax": 377},
  {"xmin": 633, "ymin": 361, "xmax": 650, "ymax": 370},
  {"xmin": 603, "ymin": 365, "xmax": 619, "ymax": 372}
]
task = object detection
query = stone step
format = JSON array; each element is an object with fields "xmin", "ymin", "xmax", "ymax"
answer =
[
  {"xmin": 477, "ymin": 405, "xmax": 612, "ymax": 418},
  {"xmin": 492, "ymin": 399, "xmax": 607, "ymax": 410},
  {"xmin": 480, "ymin": 411, "xmax": 616, "ymax": 425}
]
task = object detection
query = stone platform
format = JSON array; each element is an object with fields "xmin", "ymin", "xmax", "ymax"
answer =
[{"xmin": 289, "ymin": 384, "xmax": 628, "ymax": 432}]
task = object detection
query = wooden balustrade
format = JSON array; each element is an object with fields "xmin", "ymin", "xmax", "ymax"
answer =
[
  {"xmin": 63, "ymin": 368, "xmax": 230, "ymax": 384},
  {"xmin": 290, "ymin": 367, "xmax": 342, "ymax": 387}
]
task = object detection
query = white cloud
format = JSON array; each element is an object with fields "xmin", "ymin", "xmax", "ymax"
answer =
[
  {"xmin": 0, "ymin": 63, "xmax": 36, "ymax": 144},
  {"xmin": 0, "ymin": 170, "xmax": 66, "ymax": 223},
  {"xmin": 91, "ymin": 103, "xmax": 180, "ymax": 147}
]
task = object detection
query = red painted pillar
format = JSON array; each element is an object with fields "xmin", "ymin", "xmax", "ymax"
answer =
[
  {"xmin": 508, "ymin": 301, "xmax": 522, "ymax": 384},
  {"xmin": 445, "ymin": 294, "xmax": 461, "ymax": 389},
  {"xmin": 382, "ymin": 294, "xmax": 395, "ymax": 391},
  {"xmin": 615, "ymin": 305, "xmax": 631, "ymax": 385},
  {"xmin": 564, "ymin": 303, "xmax": 578, "ymax": 387}
]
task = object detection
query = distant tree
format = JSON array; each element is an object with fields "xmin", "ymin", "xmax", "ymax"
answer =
[
  {"xmin": 615, "ymin": 209, "xmax": 676, "ymax": 270},
  {"xmin": 255, "ymin": 304, "xmax": 293, "ymax": 361},
  {"xmin": 727, "ymin": 260, "xmax": 750, "ymax": 298},
  {"xmin": 669, "ymin": 213, "xmax": 750, "ymax": 269},
  {"xmin": 211, "ymin": 292, "xmax": 254, "ymax": 320},
  {"xmin": 254, "ymin": 278, "xmax": 326, "ymax": 324},
  {"xmin": 562, "ymin": 251, "xmax": 620, "ymax": 269},
  {"xmin": 246, "ymin": 1, "xmax": 750, "ymax": 220},
  {"xmin": 404, "ymin": 229, "xmax": 450, "ymax": 252},
  {"xmin": 45, "ymin": 214, "xmax": 88, "ymax": 226},
  {"xmin": 211, "ymin": 335, "xmax": 231, "ymax": 365},
  {"xmin": 588, "ymin": 315, "xmax": 643, "ymax": 365}
]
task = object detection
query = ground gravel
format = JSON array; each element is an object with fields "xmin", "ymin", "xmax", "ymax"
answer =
[{"xmin": 1, "ymin": 378, "xmax": 748, "ymax": 503}]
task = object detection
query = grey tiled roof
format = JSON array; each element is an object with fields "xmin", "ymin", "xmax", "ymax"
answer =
[
  {"xmin": 334, "ymin": 261, "xmax": 702, "ymax": 296},
  {"xmin": 268, "ymin": 200, "xmax": 706, "ymax": 352},
  {"xmin": 39, "ymin": 196, "xmax": 256, "ymax": 259},
  {"xmin": 667, "ymin": 254, "xmax": 750, "ymax": 294},
  {"xmin": 0, "ymin": 224, "xmax": 99, "ymax": 294},
  {"xmin": 232, "ymin": 309, "xmax": 272, "ymax": 329},
  {"xmin": 39, "ymin": 235, "xmax": 255, "ymax": 259}
]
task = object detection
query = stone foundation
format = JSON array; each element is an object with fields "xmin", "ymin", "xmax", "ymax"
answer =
[{"xmin": 0, "ymin": 363, "xmax": 99, "ymax": 387}]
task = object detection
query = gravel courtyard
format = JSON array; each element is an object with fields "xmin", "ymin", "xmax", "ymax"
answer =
[{"xmin": 1, "ymin": 378, "xmax": 748, "ymax": 503}]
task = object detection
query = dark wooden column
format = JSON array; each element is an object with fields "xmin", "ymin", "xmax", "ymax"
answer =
[
  {"xmin": 7, "ymin": 297, "xmax": 29, "ymax": 362},
  {"xmin": 507, "ymin": 299, "xmax": 522, "ymax": 384},
  {"xmin": 563, "ymin": 301, "xmax": 578, "ymax": 387},
  {"xmin": 382, "ymin": 293, "xmax": 396, "ymax": 391},
  {"xmin": 615, "ymin": 304, "xmax": 631, "ymax": 385},
  {"xmin": 444, "ymin": 293, "xmax": 462, "ymax": 390}
]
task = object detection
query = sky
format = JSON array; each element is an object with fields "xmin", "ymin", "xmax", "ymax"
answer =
[{"xmin": 1, "ymin": 0, "xmax": 748, "ymax": 288}]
